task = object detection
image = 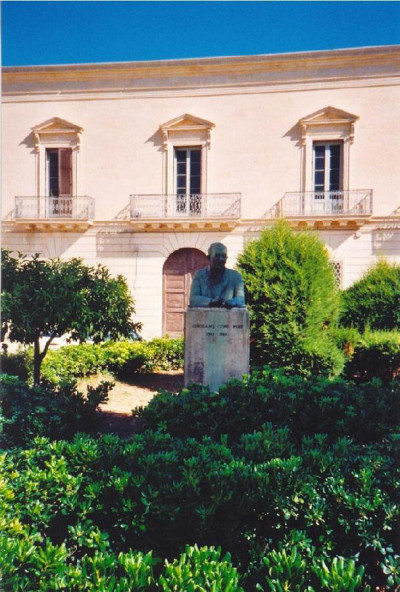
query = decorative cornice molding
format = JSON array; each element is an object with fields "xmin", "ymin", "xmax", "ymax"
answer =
[
  {"xmin": 3, "ymin": 46, "xmax": 400, "ymax": 96},
  {"xmin": 159, "ymin": 113, "xmax": 215, "ymax": 150},
  {"xmin": 298, "ymin": 106, "xmax": 359, "ymax": 145},
  {"xmin": 31, "ymin": 117, "xmax": 84, "ymax": 151}
]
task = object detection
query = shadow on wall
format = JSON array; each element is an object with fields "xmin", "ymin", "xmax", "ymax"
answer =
[{"xmin": 19, "ymin": 131, "xmax": 37, "ymax": 153}]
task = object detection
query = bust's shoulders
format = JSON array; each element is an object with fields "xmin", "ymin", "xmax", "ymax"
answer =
[
  {"xmin": 226, "ymin": 268, "xmax": 243, "ymax": 280},
  {"xmin": 194, "ymin": 266, "xmax": 209, "ymax": 278}
]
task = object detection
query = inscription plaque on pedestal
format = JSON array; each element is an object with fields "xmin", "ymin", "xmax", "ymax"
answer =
[{"xmin": 184, "ymin": 307, "xmax": 250, "ymax": 392}]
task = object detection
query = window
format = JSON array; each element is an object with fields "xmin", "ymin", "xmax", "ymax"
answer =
[
  {"xmin": 32, "ymin": 118, "xmax": 83, "ymax": 217},
  {"xmin": 46, "ymin": 148, "xmax": 73, "ymax": 216},
  {"xmin": 46, "ymin": 148, "xmax": 72, "ymax": 197},
  {"xmin": 313, "ymin": 142, "xmax": 342, "ymax": 193},
  {"xmin": 298, "ymin": 106, "xmax": 358, "ymax": 197},
  {"xmin": 313, "ymin": 141, "xmax": 344, "ymax": 212},
  {"xmin": 159, "ymin": 114, "xmax": 215, "ymax": 215},
  {"xmin": 174, "ymin": 147, "xmax": 202, "ymax": 214}
]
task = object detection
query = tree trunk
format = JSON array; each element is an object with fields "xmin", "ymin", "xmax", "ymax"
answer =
[{"xmin": 33, "ymin": 338, "xmax": 42, "ymax": 386}]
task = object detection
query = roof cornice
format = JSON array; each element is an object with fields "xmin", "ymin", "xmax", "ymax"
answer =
[{"xmin": 3, "ymin": 45, "xmax": 400, "ymax": 95}]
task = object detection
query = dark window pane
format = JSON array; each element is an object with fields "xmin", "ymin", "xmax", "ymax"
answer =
[
  {"xmin": 314, "ymin": 145, "xmax": 325, "ymax": 157},
  {"xmin": 330, "ymin": 144, "xmax": 341, "ymax": 157},
  {"xmin": 190, "ymin": 177, "xmax": 201, "ymax": 194},
  {"xmin": 190, "ymin": 149, "xmax": 201, "ymax": 162},
  {"xmin": 190, "ymin": 162, "xmax": 201, "ymax": 176},
  {"xmin": 47, "ymin": 150, "xmax": 59, "ymax": 197},
  {"xmin": 330, "ymin": 171, "xmax": 340, "ymax": 190},
  {"xmin": 175, "ymin": 150, "xmax": 186, "ymax": 162}
]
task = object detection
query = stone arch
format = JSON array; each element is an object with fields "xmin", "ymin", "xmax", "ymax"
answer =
[{"xmin": 162, "ymin": 247, "xmax": 208, "ymax": 336}]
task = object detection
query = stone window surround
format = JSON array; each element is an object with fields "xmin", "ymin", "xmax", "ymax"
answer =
[
  {"xmin": 159, "ymin": 113, "xmax": 215, "ymax": 195},
  {"xmin": 32, "ymin": 117, "xmax": 83, "ymax": 197},
  {"xmin": 298, "ymin": 106, "xmax": 359, "ymax": 193}
]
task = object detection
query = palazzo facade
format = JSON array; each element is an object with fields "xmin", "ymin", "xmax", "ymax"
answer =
[{"xmin": 2, "ymin": 46, "xmax": 400, "ymax": 338}]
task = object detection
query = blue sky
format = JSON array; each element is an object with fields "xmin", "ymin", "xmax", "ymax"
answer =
[{"xmin": 2, "ymin": 1, "xmax": 400, "ymax": 67}]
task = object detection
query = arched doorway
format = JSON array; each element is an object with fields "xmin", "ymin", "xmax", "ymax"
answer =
[{"xmin": 163, "ymin": 248, "xmax": 208, "ymax": 336}]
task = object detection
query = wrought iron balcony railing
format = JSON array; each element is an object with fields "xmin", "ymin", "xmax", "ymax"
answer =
[
  {"xmin": 15, "ymin": 196, "xmax": 95, "ymax": 220},
  {"xmin": 279, "ymin": 190, "xmax": 373, "ymax": 217},
  {"xmin": 130, "ymin": 193, "xmax": 241, "ymax": 220}
]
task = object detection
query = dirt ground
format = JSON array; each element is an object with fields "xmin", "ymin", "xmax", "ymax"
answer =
[{"xmin": 79, "ymin": 370, "xmax": 184, "ymax": 437}]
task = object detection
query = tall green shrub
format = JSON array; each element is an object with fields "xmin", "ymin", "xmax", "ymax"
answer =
[
  {"xmin": 340, "ymin": 259, "xmax": 400, "ymax": 331},
  {"xmin": 237, "ymin": 221, "xmax": 343, "ymax": 376}
]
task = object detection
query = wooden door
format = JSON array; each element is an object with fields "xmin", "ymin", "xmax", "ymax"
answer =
[{"xmin": 163, "ymin": 248, "xmax": 208, "ymax": 336}]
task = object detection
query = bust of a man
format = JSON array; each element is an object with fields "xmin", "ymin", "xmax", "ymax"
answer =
[{"xmin": 189, "ymin": 242, "xmax": 245, "ymax": 308}]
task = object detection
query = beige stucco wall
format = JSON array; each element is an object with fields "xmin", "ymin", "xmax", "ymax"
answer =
[
  {"xmin": 3, "ymin": 47, "xmax": 400, "ymax": 338},
  {"xmin": 3, "ymin": 83, "xmax": 400, "ymax": 220}
]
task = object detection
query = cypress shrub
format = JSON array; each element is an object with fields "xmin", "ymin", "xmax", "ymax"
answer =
[
  {"xmin": 237, "ymin": 221, "xmax": 344, "ymax": 376},
  {"xmin": 340, "ymin": 259, "xmax": 400, "ymax": 331}
]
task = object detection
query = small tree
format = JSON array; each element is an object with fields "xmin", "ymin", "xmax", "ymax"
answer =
[
  {"xmin": 1, "ymin": 250, "xmax": 141, "ymax": 384},
  {"xmin": 237, "ymin": 221, "xmax": 344, "ymax": 376},
  {"xmin": 340, "ymin": 259, "xmax": 400, "ymax": 331}
]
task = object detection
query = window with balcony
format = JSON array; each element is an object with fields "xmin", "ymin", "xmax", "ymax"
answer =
[
  {"xmin": 14, "ymin": 117, "xmax": 94, "ymax": 224},
  {"xmin": 299, "ymin": 107, "xmax": 357, "ymax": 195},
  {"xmin": 46, "ymin": 148, "xmax": 72, "ymax": 197},
  {"xmin": 280, "ymin": 106, "xmax": 372, "ymax": 218},
  {"xmin": 46, "ymin": 148, "xmax": 73, "ymax": 216},
  {"xmin": 159, "ymin": 114, "xmax": 214, "ymax": 215},
  {"xmin": 313, "ymin": 141, "xmax": 343, "ymax": 212},
  {"xmin": 174, "ymin": 147, "xmax": 202, "ymax": 215}
]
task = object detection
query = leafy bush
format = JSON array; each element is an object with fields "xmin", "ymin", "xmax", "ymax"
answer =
[
  {"xmin": 1, "ymin": 369, "xmax": 398, "ymax": 590},
  {"xmin": 100, "ymin": 341, "xmax": 149, "ymax": 380},
  {"xmin": 343, "ymin": 329, "xmax": 400, "ymax": 384},
  {"xmin": 1, "ymin": 249, "xmax": 140, "ymax": 384},
  {"xmin": 256, "ymin": 546, "xmax": 371, "ymax": 591},
  {"xmin": 0, "ymin": 375, "xmax": 113, "ymax": 447},
  {"xmin": 41, "ymin": 343, "xmax": 107, "ymax": 383},
  {"xmin": 340, "ymin": 259, "xmax": 400, "ymax": 331},
  {"xmin": 37, "ymin": 338, "xmax": 184, "ymax": 384},
  {"xmin": 135, "ymin": 368, "xmax": 400, "ymax": 444},
  {"xmin": 0, "ymin": 428, "xmax": 397, "ymax": 590},
  {"xmin": 144, "ymin": 337, "xmax": 184, "ymax": 371},
  {"xmin": 0, "ymin": 347, "xmax": 32, "ymax": 381},
  {"xmin": 237, "ymin": 221, "xmax": 344, "ymax": 377},
  {"xmin": 158, "ymin": 545, "xmax": 244, "ymax": 591}
]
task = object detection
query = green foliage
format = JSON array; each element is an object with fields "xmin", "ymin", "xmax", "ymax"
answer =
[
  {"xmin": 311, "ymin": 557, "xmax": 369, "ymax": 592},
  {"xmin": 136, "ymin": 368, "xmax": 400, "ymax": 444},
  {"xmin": 343, "ymin": 329, "xmax": 400, "ymax": 384},
  {"xmin": 0, "ymin": 375, "xmax": 113, "ymax": 447},
  {"xmin": 0, "ymin": 347, "xmax": 32, "ymax": 381},
  {"xmin": 143, "ymin": 337, "xmax": 184, "ymax": 371},
  {"xmin": 0, "ymin": 423, "xmax": 397, "ymax": 590},
  {"xmin": 237, "ymin": 221, "xmax": 344, "ymax": 377},
  {"xmin": 158, "ymin": 545, "xmax": 244, "ymax": 591},
  {"xmin": 1, "ymin": 249, "xmax": 140, "ymax": 384},
  {"xmin": 0, "ymin": 368, "xmax": 398, "ymax": 590},
  {"xmin": 340, "ymin": 259, "xmax": 400, "ymax": 331},
  {"xmin": 36, "ymin": 338, "xmax": 184, "ymax": 383}
]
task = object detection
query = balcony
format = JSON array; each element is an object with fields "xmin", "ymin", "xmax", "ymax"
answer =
[
  {"xmin": 129, "ymin": 193, "xmax": 241, "ymax": 231},
  {"xmin": 277, "ymin": 190, "xmax": 373, "ymax": 225},
  {"xmin": 14, "ymin": 196, "xmax": 95, "ymax": 231}
]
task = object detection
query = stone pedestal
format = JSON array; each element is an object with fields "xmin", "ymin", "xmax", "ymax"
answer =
[{"xmin": 184, "ymin": 307, "xmax": 250, "ymax": 392}]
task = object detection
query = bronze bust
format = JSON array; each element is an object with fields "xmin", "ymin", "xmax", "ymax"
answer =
[{"xmin": 189, "ymin": 242, "xmax": 245, "ymax": 308}]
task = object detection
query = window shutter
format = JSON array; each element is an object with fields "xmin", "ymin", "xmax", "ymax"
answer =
[{"xmin": 59, "ymin": 148, "xmax": 72, "ymax": 196}]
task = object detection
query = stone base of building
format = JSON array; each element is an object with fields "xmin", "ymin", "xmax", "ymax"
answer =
[{"xmin": 184, "ymin": 307, "xmax": 250, "ymax": 392}]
